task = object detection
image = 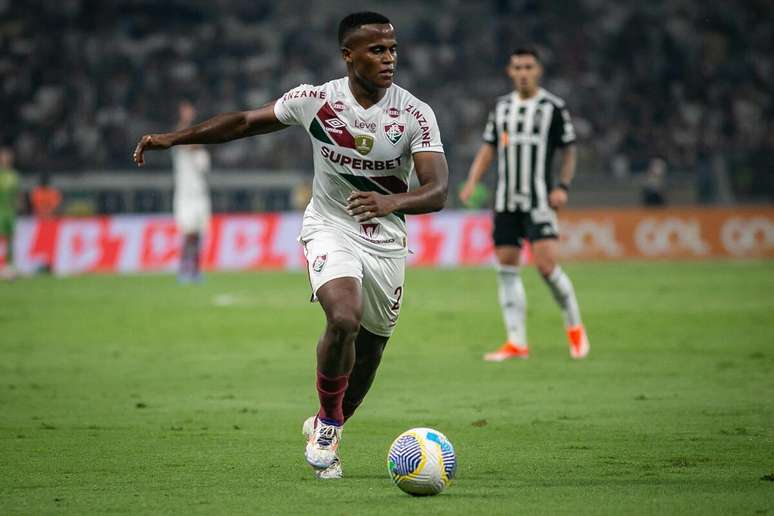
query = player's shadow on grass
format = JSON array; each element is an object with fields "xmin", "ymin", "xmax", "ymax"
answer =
[{"xmin": 342, "ymin": 473, "xmax": 389, "ymax": 480}]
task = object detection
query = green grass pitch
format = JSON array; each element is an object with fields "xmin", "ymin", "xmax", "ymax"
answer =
[{"xmin": 1, "ymin": 261, "xmax": 773, "ymax": 514}]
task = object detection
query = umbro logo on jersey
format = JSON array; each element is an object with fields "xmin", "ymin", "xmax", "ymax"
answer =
[
  {"xmin": 325, "ymin": 118, "xmax": 346, "ymax": 129},
  {"xmin": 384, "ymin": 121, "xmax": 405, "ymax": 145}
]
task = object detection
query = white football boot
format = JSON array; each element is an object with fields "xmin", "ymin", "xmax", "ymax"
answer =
[
  {"xmin": 301, "ymin": 416, "xmax": 316, "ymax": 440},
  {"xmin": 303, "ymin": 416, "xmax": 343, "ymax": 477}
]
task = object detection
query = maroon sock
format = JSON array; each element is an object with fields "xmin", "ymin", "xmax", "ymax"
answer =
[{"xmin": 316, "ymin": 371, "xmax": 348, "ymax": 426}]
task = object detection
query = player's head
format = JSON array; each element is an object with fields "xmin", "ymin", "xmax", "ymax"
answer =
[
  {"xmin": 178, "ymin": 101, "xmax": 196, "ymax": 125},
  {"xmin": 0, "ymin": 146, "xmax": 14, "ymax": 168},
  {"xmin": 339, "ymin": 12, "xmax": 396, "ymax": 90},
  {"xmin": 507, "ymin": 47, "xmax": 542, "ymax": 96}
]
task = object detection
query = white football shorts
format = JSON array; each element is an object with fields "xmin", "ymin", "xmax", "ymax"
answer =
[
  {"xmin": 302, "ymin": 228, "xmax": 405, "ymax": 337},
  {"xmin": 174, "ymin": 196, "xmax": 211, "ymax": 235}
]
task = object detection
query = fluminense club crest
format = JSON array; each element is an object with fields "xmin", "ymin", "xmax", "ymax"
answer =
[
  {"xmin": 354, "ymin": 134, "xmax": 374, "ymax": 156},
  {"xmin": 312, "ymin": 254, "xmax": 327, "ymax": 273},
  {"xmin": 384, "ymin": 121, "xmax": 405, "ymax": 145}
]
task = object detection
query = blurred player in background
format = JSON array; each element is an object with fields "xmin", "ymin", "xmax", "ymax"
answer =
[
  {"xmin": 30, "ymin": 173, "xmax": 62, "ymax": 219},
  {"xmin": 460, "ymin": 47, "xmax": 589, "ymax": 360},
  {"xmin": 0, "ymin": 147, "xmax": 20, "ymax": 279},
  {"xmin": 30, "ymin": 172, "xmax": 62, "ymax": 273},
  {"xmin": 133, "ymin": 12, "xmax": 448, "ymax": 479},
  {"xmin": 172, "ymin": 101, "xmax": 211, "ymax": 283}
]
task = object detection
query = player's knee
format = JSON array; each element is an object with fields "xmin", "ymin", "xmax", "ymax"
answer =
[
  {"xmin": 326, "ymin": 309, "xmax": 361, "ymax": 340},
  {"xmin": 495, "ymin": 248, "xmax": 519, "ymax": 266},
  {"xmin": 536, "ymin": 257, "xmax": 556, "ymax": 278}
]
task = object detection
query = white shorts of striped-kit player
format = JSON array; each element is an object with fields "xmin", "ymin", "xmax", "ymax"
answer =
[{"xmin": 302, "ymin": 228, "xmax": 405, "ymax": 337}]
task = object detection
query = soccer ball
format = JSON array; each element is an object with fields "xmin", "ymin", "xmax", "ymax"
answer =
[{"xmin": 387, "ymin": 427, "xmax": 456, "ymax": 496}]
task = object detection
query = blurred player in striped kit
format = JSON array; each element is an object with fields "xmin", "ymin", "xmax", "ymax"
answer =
[
  {"xmin": 460, "ymin": 47, "xmax": 589, "ymax": 360},
  {"xmin": 172, "ymin": 101, "xmax": 211, "ymax": 283}
]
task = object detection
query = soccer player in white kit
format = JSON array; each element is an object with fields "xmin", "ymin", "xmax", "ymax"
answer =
[
  {"xmin": 172, "ymin": 101, "xmax": 211, "ymax": 283},
  {"xmin": 132, "ymin": 12, "xmax": 449, "ymax": 480}
]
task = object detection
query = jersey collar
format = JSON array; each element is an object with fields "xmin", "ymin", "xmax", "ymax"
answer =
[
  {"xmin": 343, "ymin": 77, "xmax": 392, "ymax": 114},
  {"xmin": 511, "ymin": 87, "xmax": 544, "ymax": 104}
]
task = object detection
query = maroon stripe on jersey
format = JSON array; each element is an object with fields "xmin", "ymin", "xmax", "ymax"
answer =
[
  {"xmin": 316, "ymin": 103, "xmax": 356, "ymax": 149},
  {"xmin": 370, "ymin": 175, "xmax": 408, "ymax": 194}
]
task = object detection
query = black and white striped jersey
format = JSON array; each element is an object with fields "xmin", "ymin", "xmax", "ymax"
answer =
[{"xmin": 482, "ymin": 88, "xmax": 575, "ymax": 213}]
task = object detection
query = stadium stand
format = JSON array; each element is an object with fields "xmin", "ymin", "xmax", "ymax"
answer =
[{"xmin": 1, "ymin": 0, "xmax": 771, "ymax": 208}]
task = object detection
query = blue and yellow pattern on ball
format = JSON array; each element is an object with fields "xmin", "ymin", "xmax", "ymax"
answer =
[
  {"xmin": 388, "ymin": 433, "xmax": 427, "ymax": 478},
  {"xmin": 427, "ymin": 430, "xmax": 457, "ymax": 482},
  {"xmin": 387, "ymin": 428, "xmax": 456, "ymax": 496}
]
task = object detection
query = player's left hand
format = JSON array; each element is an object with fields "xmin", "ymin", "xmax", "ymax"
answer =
[
  {"xmin": 549, "ymin": 188, "xmax": 568, "ymax": 210},
  {"xmin": 346, "ymin": 191, "xmax": 398, "ymax": 222}
]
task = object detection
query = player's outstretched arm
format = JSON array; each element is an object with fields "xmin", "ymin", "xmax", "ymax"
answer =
[
  {"xmin": 459, "ymin": 144, "xmax": 495, "ymax": 204},
  {"xmin": 132, "ymin": 102, "xmax": 287, "ymax": 166},
  {"xmin": 347, "ymin": 151, "xmax": 448, "ymax": 223}
]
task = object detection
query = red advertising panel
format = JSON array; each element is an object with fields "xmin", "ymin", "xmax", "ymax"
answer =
[{"xmin": 3, "ymin": 207, "xmax": 771, "ymax": 275}]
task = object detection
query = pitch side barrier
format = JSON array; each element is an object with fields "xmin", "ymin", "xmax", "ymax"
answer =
[{"xmin": 3, "ymin": 207, "xmax": 772, "ymax": 275}]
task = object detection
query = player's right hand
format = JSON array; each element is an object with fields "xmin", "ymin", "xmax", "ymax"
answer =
[
  {"xmin": 132, "ymin": 134, "xmax": 172, "ymax": 166},
  {"xmin": 458, "ymin": 181, "xmax": 475, "ymax": 205}
]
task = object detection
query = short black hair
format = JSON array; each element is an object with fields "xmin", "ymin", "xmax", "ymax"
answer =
[
  {"xmin": 338, "ymin": 12, "xmax": 391, "ymax": 45},
  {"xmin": 511, "ymin": 47, "xmax": 540, "ymax": 62}
]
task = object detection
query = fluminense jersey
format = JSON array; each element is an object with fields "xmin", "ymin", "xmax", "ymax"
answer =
[{"xmin": 274, "ymin": 77, "xmax": 444, "ymax": 257}]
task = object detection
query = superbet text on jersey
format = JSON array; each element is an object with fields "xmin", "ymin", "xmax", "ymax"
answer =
[{"xmin": 274, "ymin": 78, "xmax": 444, "ymax": 257}]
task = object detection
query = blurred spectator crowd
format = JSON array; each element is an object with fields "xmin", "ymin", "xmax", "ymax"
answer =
[{"xmin": 1, "ymin": 0, "xmax": 771, "ymax": 201}]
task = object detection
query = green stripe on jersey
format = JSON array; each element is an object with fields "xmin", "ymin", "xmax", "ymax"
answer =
[
  {"xmin": 340, "ymin": 173, "xmax": 405, "ymax": 222},
  {"xmin": 309, "ymin": 119, "xmax": 333, "ymax": 144}
]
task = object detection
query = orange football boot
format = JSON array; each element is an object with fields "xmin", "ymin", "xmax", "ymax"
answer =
[
  {"xmin": 483, "ymin": 341, "xmax": 529, "ymax": 361},
  {"xmin": 567, "ymin": 324, "xmax": 590, "ymax": 359}
]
